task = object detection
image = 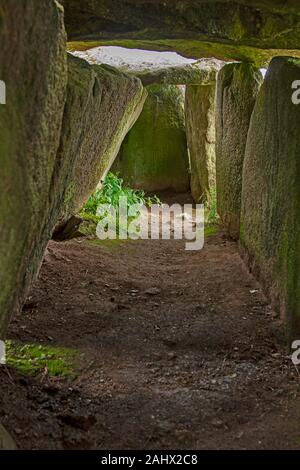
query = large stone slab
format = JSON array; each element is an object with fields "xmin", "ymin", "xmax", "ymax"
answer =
[
  {"xmin": 113, "ymin": 84, "xmax": 190, "ymax": 193},
  {"xmin": 240, "ymin": 56, "xmax": 300, "ymax": 340},
  {"xmin": 62, "ymin": 0, "xmax": 300, "ymax": 65},
  {"xmin": 55, "ymin": 54, "xmax": 146, "ymax": 224},
  {"xmin": 216, "ymin": 63, "xmax": 262, "ymax": 239},
  {"xmin": 132, "ymin": 60, "xmax": 222, "ymax": 87},
  {"xmin": 185, "ymin": 84, "xmax": 216, "ymax": 204},
  {"xmin": 0, "ymin": 0, "xmax": 67, "ymax": 336}
]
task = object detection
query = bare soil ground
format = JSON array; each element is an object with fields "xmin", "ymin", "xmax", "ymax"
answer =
[{"xmin": 1, "ymin": 199, "xmax": 300, "ymax": 449}]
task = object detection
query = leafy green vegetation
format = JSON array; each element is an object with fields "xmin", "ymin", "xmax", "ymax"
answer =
[
  {"xmin": 204, "ymin": 187, "xmax": 219, "ymax": 238},
  {"xmin": 6, "ymin": 341, "xmax": 77, "ymax": 377},
  {"xmin": 79, "ymin": 173, "xmax": 218, "ymax": 240},
  {"xmin": 80, "ymin": 172, "xmax": 161, "ymax": 237},
  {"xmin": 206, "ymin": 187, "xmax": 218, "ymax": 224},
  {"xmin": 205, "ymin": 224, "xmax": 219, "ymax": 237},
  {"xmin": 82, "ymin": 172, "xmax": 161, "ymax": 214}
]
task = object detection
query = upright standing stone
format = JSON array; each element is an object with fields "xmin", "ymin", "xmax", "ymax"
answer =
[
  {"xmin": 185, "ymin": 84, "xmax": 216, "ymax": 204},
  {"xmin": 240, "ymin": 57, "xmax": 300, "ymax": 340},
  {"xmin": 216, "ymin": 63, "xmax": 262, "ymax": 239},
  {"xmin": 113, "ymin": 84, "xmax": 190, "ymax": 192},
  {"xmin": 0, "ymin": 0, "xmax": 67, "ymax": 336}
]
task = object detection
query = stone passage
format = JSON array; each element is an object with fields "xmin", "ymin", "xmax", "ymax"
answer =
[
  {"xmin": 216, "ymin": 63, "xmax": 262, "ymax": 239},
  {"xmin": 240, "ymin": 56, "xmax": 300, "ymax": 340},
  {"xmin": 113, "ymin": 84, "xmax": 190, "ymax": 192},
  {"xmin": 185, "ymin": 84, "xmax": 216, "ymax": 204}
]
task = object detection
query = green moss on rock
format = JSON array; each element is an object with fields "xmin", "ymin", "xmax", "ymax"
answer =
[
  {"xmin": 113, "ymin": 84, "xmax": 190, "ymax": 192},
  {"xmin": 240, "ymin": 56, "xmax": 300, "ymax": 341},
  {"xmin": 6, "ymin": 340, "xmax": 77, "ymax": 377}
]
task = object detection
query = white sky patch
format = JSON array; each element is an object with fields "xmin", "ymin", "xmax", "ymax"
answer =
[
  {"xmin": 260, "ymin": 68, "xmax": 267, "ymax": 78},
  {"xmin": 72, "ymin": 46, "xmax": 197, "ymax": 72}
]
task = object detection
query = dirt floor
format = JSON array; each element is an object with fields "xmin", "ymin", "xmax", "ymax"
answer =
[{"xmin": 1, "ymin": 196, "xmax": 300, "ymax": 449}]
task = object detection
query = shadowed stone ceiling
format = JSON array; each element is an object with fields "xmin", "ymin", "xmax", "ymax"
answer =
[{"xmin": 62, "ymin": 1, "xmax": 300, "ymax": 65}]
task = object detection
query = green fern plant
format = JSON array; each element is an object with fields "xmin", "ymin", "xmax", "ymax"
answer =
[{"xmin": 80, "ymin": 172, "xmax": 161, "ymax": 236}]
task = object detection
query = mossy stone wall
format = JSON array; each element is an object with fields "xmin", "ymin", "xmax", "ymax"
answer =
[
  {"xmin": 240, "ymin": 56, "xmax": 300, "ymax": 341},
  {"xmin": 113, "ymin": 84, "xmax": 190, "ymax": 192}
]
